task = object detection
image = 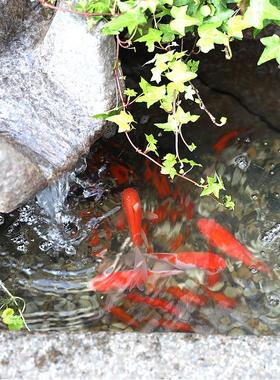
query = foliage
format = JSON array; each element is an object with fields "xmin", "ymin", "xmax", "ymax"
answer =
[
  {"xmin": 63, "ymin": 0, "xmax": 280, "ymax": 209},
  {"xmin": 0, "ymin": 280, "xmax": 29, "ymax": 331}
]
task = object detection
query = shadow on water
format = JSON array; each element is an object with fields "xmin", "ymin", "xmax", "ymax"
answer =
[{"xmin": 0, "ymin": 42, "xmax": 279, "ymax": 334}]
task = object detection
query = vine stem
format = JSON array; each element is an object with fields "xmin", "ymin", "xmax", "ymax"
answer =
[
  {"xmin": 0, "ymin": 280, "xmax": 30, "ymax": 331},
  {"xmin": 38, "ymin": 0, "xmax": 115, "ymax": 17}
]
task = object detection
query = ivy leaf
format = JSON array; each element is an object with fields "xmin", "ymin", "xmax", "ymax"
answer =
[
  {"xmin": 159, "ymin": 24, "xmax": 176, "ymax": 43},
  {"xmin": 170, "ymin": 6, "xmax": 201, "ymax": 35},
  {"xmin": 224, "ymin": 195, "xmax": 235, "ymax": 210},
  {"xmin": 124, "ymin": 88, "xmax": 137, "ymax": 97},
  {"xmin": 106, "ymin": 110, "xmax": 135, "ymax": 132},
  {"xmin": 138, "ymin": 0, "xmax": 160, "ymax": 13},
  {"xmin": 102, "ymin": 9, "xmax": 146, "ymax": 35},
  {"xmin": 175, "ymin": 106, "xmax": 200, "ymax": 124},
  {"xmin": 186, "ymin": 142, "xmax": 197, "ymax": 152},
  {"xmin": 7, "ymin": 315, "xmax": 24, "ymax": 331},
  {"xmin": 166, "ymin": 60, "xmax": 197, "ymax": 85},
  {"xmin": 136, "ymin": 28, "xmax": 163, "ymax": 52},
  {"xmin": 136, "ymin": 78, "xmax": 166, "ymax": 108},
  {"xmin": 93, "ymin": 107, "xmax": 121, "ymax": 120},
  {"xmin": 258, "ymin": 34, "xmax": 280, "ymax": 65},
  {"xmin": 200, "ymin": 173, "xmax": 225, "ymax": 198},
  {"xmin": 184, "ymin": 85, "xmax": 196, "ymax": 100},
  {"xmin": 244, "ymin": 0, "xmax": 280, "ymax": 29},
  {"xmin": 197, "ymin": 22, "xmax": 229, "ymax": 53},
  {"xmin": 181, "ymin": 157, "xmax": 202, "ymax": 168},
  {"xmin": 161, "ymin": 153, "xmax": 177, "ymax": 179},
  {"xmin": 145, "ymin": 134, "xmax": 159, "ymax": 156},
  {"xmin": 155, "ymin": 115, "xmax": 178, "ymax": 132},
  {"xmin": 226, "ymin": 15, "xmax": 250, "ymax": 38}
]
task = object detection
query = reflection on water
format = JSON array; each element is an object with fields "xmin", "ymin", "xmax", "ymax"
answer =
[{"xmin": 0, "ymin": 130, "xmax": 279, "ymax": 334}]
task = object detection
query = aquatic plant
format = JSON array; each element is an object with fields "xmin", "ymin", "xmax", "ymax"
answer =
[{"xmin": 39, "ymin": 0, "xmax": 280, "ymax": 209}]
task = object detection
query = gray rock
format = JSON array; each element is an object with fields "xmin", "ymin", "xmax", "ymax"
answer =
[
  {"xmin": 0, "ymin": 1, "xmax": 118, "ymax": 213},
  {"xmin": 1, "ymin": 332, "xmax": 280, "ymax": 379}
]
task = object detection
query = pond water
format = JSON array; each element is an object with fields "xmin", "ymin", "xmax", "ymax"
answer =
[{"xmin": 0, "ymin": 125, "xmax": 279, "ymax": 335}]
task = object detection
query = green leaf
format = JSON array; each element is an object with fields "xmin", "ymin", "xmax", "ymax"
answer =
[
  {"xmin": 224, "ymin": 195, "xmax": 235, "ymax": 210},
  {"xmin": 175, "ymin": 106, "xmax": 200, "ymax": 124},
  {"xmin": 136, "ymin": 28, "xmax": 163, "ymax": 52},
  {"xmin": 124, "ymin": 88, "xmax": 137, "ymax": 97},
  {"xmin": 166, "ymin": 60, "xmax": 197, "ymax": 85},
  {"xmin": 258, "ymin": 34, "xmax": 280, "ymax": 65},
  {"xmin": 106, "ymin": 110, "xmax": 135, "ymax": 132},
  {"xmin": 181, "ymin": 157, "xmax": 202, "ymax": 167},
  {"xmin": 155, "ymin": 115, "xmax": 178, "ymax": 132},
  {"xmin": 145, "ymin": 134, "xmax": 159, "ymax": 156},
  {"xmin": 93, "ymin": 107, "xmax": 121, "ymax": 120},
  {"xmin": 2, "ymin": 308, "xmax": 14, "ymax": 324},
  {"xmin": 136, "ymin": 78, "xmax": 166, "ymax": 108},
  {"xmin": 102, "ymin": 9, "xmax": 146, "ymax": 35},
  {"xmin": 244, "ymin": 0, "xmax": 280, "ymax": 29},
  {"xmin": 170, "ymin": 6, "xmax": 201, "ymax": 35},
  {"xmin": 226, "ymin": 15, "xmax": 251, "ymax": 38},
  {"xmin": 197, "ymin": 22, "xmax": 229, "ymax": 53},
  {"xmin": 200, "ymin": 173, "xmax": 225, "ymax": 198},
  {"xmin": 7, "ymin": 315, "xmax": 24, "ymax": 331},
  {"xmin": 158, "ymin": 24, "xmax": 176, "ymax": 43},
  {"xmin": 161, "ymin": 153, "xmax": 177, "ymax": 179}
]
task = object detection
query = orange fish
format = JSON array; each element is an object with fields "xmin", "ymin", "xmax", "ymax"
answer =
[
  {"xmin": 110, "ymin": 163, "xmax": 130, "ymax": 185},
  {"xmin": 106, "ymin": 306, "xmax": 139, "ymax": 329},
  {"xmin": 203, "ymin": 288, "xmax": 237, "ymax": 309},
  {"xmin": 165, "ymin": 286, "xmax": 207, "ymax": 307},
  {"xmin": 153, "ymin": 171, "xmax": 171, "ymax": 199},
  {"xmin": 153, "ymin": 252, "xmax": 227, "ymax": 273},
  {"xmin": 197, "ymin": 218, "xmax": 270, "ymax": 273},
  {"xmin": 213, "ymin": 129, "xmax": 243, "ymax": 153},
  {"xmin": 206, "ymin": 272, "xmax": 222, "ymax": 288},
  {"xmin": 144, "ymin": 317, "xmax": 192, "ymax": 332},
  {"xmin": 127, "ymin": 293, "xmax": 181, "ymax": 317},
  {"xmin": 122, "ymin": 188, "xmax": 143, "ymax": 247},
  {"xmin": 88, "ymin": 270, "xmax": 147, "ymax": 293}
]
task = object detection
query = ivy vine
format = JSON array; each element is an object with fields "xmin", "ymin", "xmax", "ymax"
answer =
[{"xmin": 40, "ymin": 0, "xmax": 280, "ymax": 209}]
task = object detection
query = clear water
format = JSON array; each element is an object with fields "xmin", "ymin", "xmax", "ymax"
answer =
[{"xmin": 0, "ymin": 130, "xmax": 279, "ymax": 335}]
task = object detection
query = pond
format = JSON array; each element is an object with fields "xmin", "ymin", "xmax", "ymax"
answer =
[{"xmin": 0, "ymin": 42, "xmax": 279, "ymax": 335}]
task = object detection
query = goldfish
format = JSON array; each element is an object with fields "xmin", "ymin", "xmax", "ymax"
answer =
[
  {"xmin": 127, "ymin": 293, "xmax": 181, "ymax": 317},
  {"xmin": 213, "ymin": 129, "xmax": 243, "ymax": 153},
  {"xmin": 165, "ymin": 286, "xmax": 207, "ymax": 307},
  {"xmin": 109, "ymin": 163, "xmax": 130, "ymax": 185},
  {"xmin": 203, "ymin": 288, "xmax": 237, "ymax": 309},
  {"xmin": 197, "ymin": 218, "xmax": 270, "ymax": 273},
  {"xmin": 144, "ymin": 317, "xmax": 192, "ymax": 332},
  {"xmin": 152, "ymin": 252, "xmax": 227, "ymax": 273},
  {"xmin": 206, "ymin": 272, "xmax": 222, "ymax": 288},
  {"xmin": 88, "ymin": 269, "xmax": 147, "ymax": 293},
  {"xmin": 122, "ymin": 188, "xmax": 144, "ymax": 247},
  {"xmin": 106, "ymin": 306, "xmax": 139, "ymax": 329},
  {"xmin": 153, "ymin": 171, "xmax": 171, "ymax": 199}
]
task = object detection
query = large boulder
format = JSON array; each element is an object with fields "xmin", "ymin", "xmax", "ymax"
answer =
[{"xmin": 0, "ymin": 1, "xmax": 118, "ymax": 213}]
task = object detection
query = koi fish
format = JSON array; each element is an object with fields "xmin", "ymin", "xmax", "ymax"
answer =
[
  {"xmin": 89, "ymin": 229, "xmax": 99, "ymax": 246},
  {"xmin": 153, "ymin": 252, "xmax": 227, "ymax": 273},
  {"xmin": 144, "ymin": 317, "xmax": 192, "ymax": 332},
  {"xmin": 122, "ymin": 188, "xmax": 143, "ymax": 247},
  {"xmin": 106, "ymin": 306, "xmax": 139, "ymax": 329},
  {"xmin": 197, "ymin": 218, "xmax": 271, "ymax": 273},
  {"xmin": 165, "ymin": 286, "xmax": 207, "ymax": 307},
  {"xmin": 213, "ymin": 129, "xmax": 243, "ymax": 153},
  {"xmin": 203, "ymin": 288, "xmax": 237, "ymax": 309},
  {"xmin": 88, "ymin": 269, "xmax": 147, "ymax": 293},
  {"xmin": 153, "ymin": 172, "xmax": 171, "ymax": 199},
  {"xmin": 127, "ymin": 293, "xmax": 181, "ymax": 317},
  {"xmin": 169, "ymin": 233, "xmax": 184, "ymax": 251}
]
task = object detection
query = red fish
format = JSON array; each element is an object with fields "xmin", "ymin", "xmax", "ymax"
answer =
[
  {"xmin": 144, "ymin": 317, "xmax": 192, "ymax": 332},
  {"xmin": 169, "ymin": 233, "xmax": 184, "ymax": 251},
  {"xmin": 197, "ymin": 218, "xmax": 270, "ymax": 273},
  {"xmin": 110, "ymin": 163, "xmax": 130, "ymax": 185},
  {"xmin": 122, "ymin": 188, "xmax": 143, "ymax": 247},
  {"xmin": 153, "ymin": 172, "xmax": 171, "ymax": 199},
  {"xmin": 88, "ymin": 270, "xmax": 147, "ymax": 293},
  {"xmin": 165, "ymin": 286, "xmax": 207, "ymax": 307},
  {"xmin": 127, "ymin": 293, "xmax": 181, "ymax": 317},
  {"xmin": 89, "ymin": 229, "xmax": 99, "ymax": 246},
  {"xmin": 153, "ymin": 252, "xmax": 227, "ymax": 273},
  {"xmin": 203, "ymin": 288, "xmax": 237, "ymax": 309},
  {"xmin": 213, "ymin": 129, "xmax": 243, "ymax": 153},
  {"xmin": 206, "ymin": 272, "xmax": 222, "ymax": 288},
  {"xmin": 106, "ymin": 306, "xmax": 139, "ymax": 329}
]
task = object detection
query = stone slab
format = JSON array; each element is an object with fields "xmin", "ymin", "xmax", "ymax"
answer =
[{"xmin": 0, "ymin": 332, "xmax": 280, "ymax": 380}]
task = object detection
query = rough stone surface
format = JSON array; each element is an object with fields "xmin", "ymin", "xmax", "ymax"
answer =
[
  {"xmin": 1, "ymin": 332, "xmax": 280, "ymax": 379},
  {"xmin": 198, "ymin": 41, "xmax": 280, "ymax": 133},
  {"xmin": 0, "ymin": 1, "xmax": 118, "ymax": 213}
]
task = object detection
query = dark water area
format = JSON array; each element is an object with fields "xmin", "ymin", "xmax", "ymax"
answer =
[{"xmin": 0, "ymin": 42, "xmax": 280, "ymax": 334}]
